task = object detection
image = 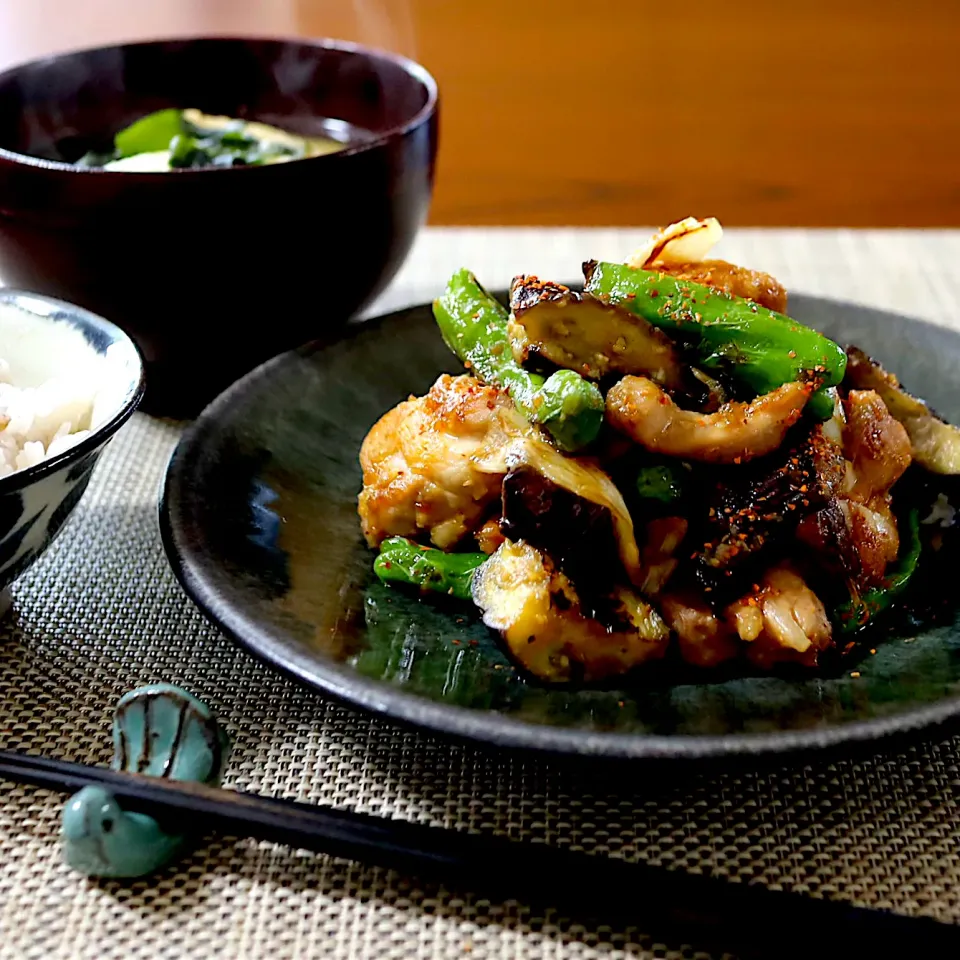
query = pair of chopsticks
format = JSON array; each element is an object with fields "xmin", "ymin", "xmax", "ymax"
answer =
[{"xmin": 1, "ymin": 748, "xmax": 955, "ymax": 959}]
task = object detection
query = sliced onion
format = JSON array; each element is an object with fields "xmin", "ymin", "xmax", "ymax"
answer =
[{"xmin": 625, "ymin": 217, "xmax": 724, "ymax": 269}]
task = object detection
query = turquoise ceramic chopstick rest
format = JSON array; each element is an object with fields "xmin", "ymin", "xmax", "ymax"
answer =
[{"xmin": 61, "ymin": 683, "xmax": 229, "ymax": 878}]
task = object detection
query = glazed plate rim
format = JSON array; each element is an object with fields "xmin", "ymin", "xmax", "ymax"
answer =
[{"xmin": 159, "ymin": 294, "xmax": 960, "ymax": 762}]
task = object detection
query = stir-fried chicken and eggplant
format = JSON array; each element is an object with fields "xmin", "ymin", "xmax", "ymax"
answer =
[{"xmin": 358, "ymin": 218, "xmax": 960, "ymax": 684}]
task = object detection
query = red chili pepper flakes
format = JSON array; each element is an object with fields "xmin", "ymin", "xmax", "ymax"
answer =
[{"xmin": 788, "ymin": 350, "xmax": 797, "ymax": 359}]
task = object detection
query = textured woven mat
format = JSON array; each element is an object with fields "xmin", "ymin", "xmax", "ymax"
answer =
[{"xmin": 0, "ymin": 229, "xmax": 959, "ymax": 960}]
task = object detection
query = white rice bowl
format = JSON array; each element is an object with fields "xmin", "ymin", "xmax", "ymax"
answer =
[{"xmin": 0, "ymin": 298, "xmax": 123, "ymax": 479}]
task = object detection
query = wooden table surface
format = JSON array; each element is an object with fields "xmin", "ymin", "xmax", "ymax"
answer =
[{"xmin": 300, "ymin": 0, "xmax": 960, "ymax": 228}]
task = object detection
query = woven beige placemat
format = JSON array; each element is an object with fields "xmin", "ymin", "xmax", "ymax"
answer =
[{"xmin": 0, "ymin": 229, "xmax": 959, "ymax": 960}]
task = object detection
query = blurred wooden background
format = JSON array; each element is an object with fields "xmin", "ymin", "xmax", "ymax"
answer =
[
  {"xmin": 300, "ymin": 0, "xmax": 960, "ymax": 227},
  {"xmin": 1, "ymin": 0, "xmax": 958, "ymax": 227}
]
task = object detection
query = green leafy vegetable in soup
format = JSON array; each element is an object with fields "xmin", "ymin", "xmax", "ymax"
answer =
[{"xmin": 77, "ymin": 108, "xmax": 345, "ymax": 171}]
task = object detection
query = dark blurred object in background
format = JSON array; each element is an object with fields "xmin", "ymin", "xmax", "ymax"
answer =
[{"xmin": 0, "ymin": 36, "xmax": 437, "ymax": 416}]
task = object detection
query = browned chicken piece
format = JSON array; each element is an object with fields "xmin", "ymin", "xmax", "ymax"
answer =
[
  {"xmin": 605, "ymin": 376, "xmax": 811, "ymax": 464},
  {"xmin": 798, "ymin": 390, "xmax": 911, "ymax": 590},
  {"xmin": 845, "ymin": 346, "xmax": 960, "ymax": 474},
  {"xmin": 649, "ymin": 260, "xmax": 788, "ymax": 314},
  {"xmin": 793, "ymin": 388, "xmax": 910, "ymax": 589},
  {"xmin": 838, "ymin": 499, "xmax": 900, "ymax": 585},
  {"xmin": 474, "ymin": 517, "xmax": 506, "ymax": 555},
  {"xmin": 639, "ymin": 517, "xmax": 688, "ymax": 596},
  {"xmin": 659, "ymin": 591, "xmax": 739, "ymax": 668},
  {"xmin": 725, "ymin": 563, "xmax": 833, "ymax": 668},
  {"xmin": 358, "ymin": 374, "xmax": 530, "ymax": 549},
  {"xmin": 796, "ymin": 390, "xmax": 910, "ymax": 588},
  {"xmin": 795, "ymin": 499, "xmax": 860, "ymax": 581},
  {"xmin": 843, "ymin": 390, "xmax": 913, "ymax": 503},
  {"xmin": 663, "ymin": 562, "xmax": 833, "ymax": 669}
]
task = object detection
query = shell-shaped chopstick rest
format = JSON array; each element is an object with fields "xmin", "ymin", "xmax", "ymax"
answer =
[{"xmin": 61, "ymin": 683, "xmax": 229, "ymax": 878}]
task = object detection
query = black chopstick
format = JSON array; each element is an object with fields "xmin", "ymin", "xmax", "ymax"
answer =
[{"xmin": 0, "ymin": 748, "xmax": 954, "ymax": 959}]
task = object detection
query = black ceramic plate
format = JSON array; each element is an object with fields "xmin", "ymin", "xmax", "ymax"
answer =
[{"xmin": 160, "ymin": 294, "xmax": 960, "ymax": 762}]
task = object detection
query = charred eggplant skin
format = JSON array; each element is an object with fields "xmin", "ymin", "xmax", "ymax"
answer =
[
  {"xmin": 374, "ymin": 537, "xmax": 486, "ymax": 600},
  {"xmin": 583, "ymin": 261, "xmax": 846, "ymax": 420},
  {"xmin": 433, "ymin": 269, "xmax": 604, "ymax": 451},
  {"xmin": 696, "ymin": 424, "xmax": 845, "ymax": 584},
  {"xmin": 500, "ymin": 466, "xmax": 624, "ymax": 597}
]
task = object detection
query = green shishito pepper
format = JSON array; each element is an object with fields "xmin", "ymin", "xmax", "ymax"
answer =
[
  {"xmin": 434, "ymin": 269, "xmax": 604, "ymax": 451},
  {"xmin": 583, "ymin": 261, "xmax": 847, "ymax": 421},
  {"xmin": 374, "ymin": 537, "xmax": 487, "ymax": 601},
  {"xmin": 835, "ymin": 509, "xmax": 922, "ymax": 634},
  {"xmin": 635, "ymin": 464, "xmax": 684, "ymax": 503}
]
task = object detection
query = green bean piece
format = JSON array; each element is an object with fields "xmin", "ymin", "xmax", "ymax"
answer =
[
  {"xmin": 374, "ymin": 537, "xmax": 487, "ymax": 601},
  {"xmin": 433, "ymin": 269, "xmax": 604, "ymax": 451}
]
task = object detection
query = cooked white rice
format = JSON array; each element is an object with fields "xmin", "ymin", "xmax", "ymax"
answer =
[{"xmin": 0, "ymin": 356, "xmax": 96, "ymax": 478}]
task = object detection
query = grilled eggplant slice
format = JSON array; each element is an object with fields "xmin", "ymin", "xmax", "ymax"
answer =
[
  {"xmin": 501, "ymin": 467, "xmax": 623, "ymax": 598},
  {"xmin": 508, "ymin": 276, "xmax": 685, "ymax": 390},
  {"xmin": 845, "ymin": 346, "xmax": 960, "ymax": 474},
  {"xmin": 498, "ymin": 435, "xmax": 644, "ymax": 587},
  {"xmin": 698, "ymin": 424, "xmax": 846, "ymax": 578},
  {"xmin": 472, "ymin": 540, "xmax": 668, "ymax": 684}
]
